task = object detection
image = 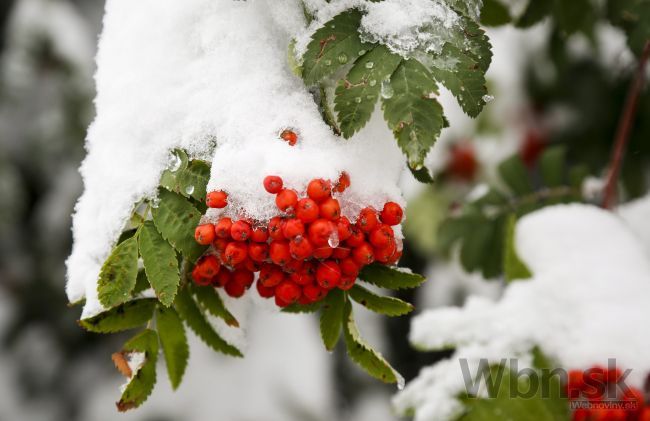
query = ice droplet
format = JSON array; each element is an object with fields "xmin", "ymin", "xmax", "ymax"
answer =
[
  {"xmin": 482, "ymin": 94, "xmax": 494, "ymax": 103},
  {"xmin": 328, "ymin": 230, "xmax": 340, "ymax": 248},
  {"xmin": 150, "ymin": 197, "xmax": 160, "ymax": 209},
  {"xmin": 358, "ymin": 49, "xmax": 366, "ymax": 56},
  {"xmin": 168, "ymin": 153, "xmax": 182, "ymax": 172},
  {"xmin": 365, "ymin": 61, "xmax": 374, "ymax": 69},
  {"xmin": 324, "ymin": 59, "xmax": 332, "ymax": 66},
  {"xmin": 395, "ymin": 237, "xmax": 404, "ymax": 253},
  {"xmin": 369, "ymin": 79, "xmax": 377, "ymax": 87},
  {"xmin": 337, "ymin": 53, "xmax": 348, "ymax": 64},
  {"xmin": 380, "ymin": 80, "xmax": 394, "ymax": 99},
  {"xmin": 185, "ymin": 185, "xmax": 195, "ymax": 195},
  {"xmin": 396, "ymin": 372, "xmax": 406, "ymax": 390}
]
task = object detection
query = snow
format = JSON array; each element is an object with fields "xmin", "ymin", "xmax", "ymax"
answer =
[
  {"xmin": 394, "ymin": 204, "xmax": 650, "ymax": 420},
  {"xmin": 67, "ymin": 0, "xmax": 406, "ymax": 318}
]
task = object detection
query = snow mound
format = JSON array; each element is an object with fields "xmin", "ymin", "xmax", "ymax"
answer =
[
  {"xmin": 394, "ymin": 204, "xmax": 650, "ymax": 420},
  {"xmin": 67, "ymin": 0, "xmax": 405, "ymax": 318}
]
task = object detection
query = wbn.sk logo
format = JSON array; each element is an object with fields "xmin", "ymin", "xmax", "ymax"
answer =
[{"xmin": 460, "ymin": 358, "xmax": 633, "ymax": 402}]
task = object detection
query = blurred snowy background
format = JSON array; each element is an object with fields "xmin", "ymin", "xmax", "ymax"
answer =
[{"xmin": 0, "ymin": 0, "xmax": 648, "ymax": 420}]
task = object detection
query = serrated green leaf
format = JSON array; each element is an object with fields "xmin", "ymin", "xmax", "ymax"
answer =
[
  {"xmin": 498, "ymin": 155, "xmax": 533, "ymax": 195},
  {"xmin": 151, "ymin": 189, "xmax": 205, "ymax": 262},
  {"xmin": 358, "ymin": 264, "xmax": 425, "ymax": 290},
  {"xmin": 174, "ymin": 288, "xmax": 242, "ymax": 357},
  {"xmin": 79, "ymin": 299, "xmax": 156, "ymax": 333},
  {"xmin": 155, "ymin": 306, "xmax": 189, "ymax": 390},
  {"xmin": 445, "ymin": 0, "xmax": 483, "ymax": 21},
  {"xmin": 382, "ymin": 59, "xmax": 445, "ymax": 167},
  {"xmin": 334, "ymin": 45, "xmax": 402, "ymax": 137},
  {"xmin": 192, "ymin": 285, "xmax": 239, "ymax": 327},
  {"xmin": 455, "ymin": 17, "xmax": 493, "ymax": 73},
  {"xmin": 320, "ymin": 289, "xmax": 345, "ymax": 351},
  {"xmin": 408, "ymin": 164, "xmax": 435, "ymax": 183},
  {"xmin": 160, "ymin": 155, "xmax": 210, "ymax": 203},
  {"xmin": 504, "ymin": 214, "xmax": 533, "ymax": 282},
  {"xmin": 343, "ymin": 299, "xmax": 401, "ymax": 384},
  {"xmin": 428, "ymin": 43, "xmax": 488, "ymax": 117},
  {"xmin": 540, "ymin": 146, "xmax": 566, "ymax": 187},
  {"xmin": 480, "ymin": 0, "xmax": 512, "ymax": 26},
  {"xmin": 348, "ymin": 285, "xmax": 413, "ymax": 316},
  {"xmin": 302, "ymin": 10, "xmax": 370, "ymax": 85},
  {"xmin": 138, "ymin": 221, "xmax": 180, "ymax": 306},
  {"xmin": 282, "ymin": 301, "xmax": 322, "ymax": 314},
  {"xmin": 115, "ymin": 329, "xmax": 158, "ymax": 412},
  {"xmin": 98, "ymin": 235, "xmax": 139, "ymax": 308},
  {"xmin": 459, "ymin": 218, "xmax": 493, "ymax": 272}
]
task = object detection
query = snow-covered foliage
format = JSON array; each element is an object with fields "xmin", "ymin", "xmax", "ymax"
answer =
[
  {"xmin": 394, "ymin": 203, "xmax": 650, "ymax": 420},
  {"xmin": 66, "ymin": 0, "xmax": 407, "ymax": 318}
]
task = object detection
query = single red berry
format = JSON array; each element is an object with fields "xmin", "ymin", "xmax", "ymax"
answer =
[
  {"xmin": 290, "ymin": 236, "xmax": 313, "ymax": 260},
  {"xmin": 194, "ymin": 224, "xmax": 216, "ymax": 245},
  {"xmin": 380, "ymin": 202, "xmax": 403, "ymax": 226},
  {"xmin": 243, "ymin": 257, "xmax": 261, "ymax": 273},
  {"xmin": 232, "ymin": 269, "xmax": 254, "ymax": 288},
  {"xmin": 269, "ymin": 240, "xmax": 291, "ymax": 266},
  {"xmin": 282, "ymin": 218, "xmax": 305, "ymax": 239},
  {"xmin": 251, "ymin": 226, "xmax": 269, "ymax": 243},
  {"xmin": 339, "ymin": 257, "xmax": 360, "ymax": 277},
  {"xmin": 566, "ymin": 369, "xmax": 584, "ymax": 400},
  {"xmin": 268, "ymin": 216, "xmax": 285, "ymax": 240},
  {"xmin": 283, "ymin": 258, "xmax": 304, "ymax": 274},
  {"xmin": 263, "ymin": 175, "xmax": 283, "ymax": 194},
  {"xmin": 333, "ymin": 171, "xmax": 350, "ymax": 193},
  {"xmin": 230, "ymin": 220, "xmax": 252, "ymax": 241},
  {"xmin": 290, "ymin": 267, "xmax": 314, "ymax": 286},
  {"xmin": 193, "ymin": 255, "xmax": 221, "ymax": 280},
  {"xmin": 313, "ymin": 246, "xmax": 334, "ymax": 260},
  {"xmin": 316, "ymin": 260, "xmax": 341, "ymax": 289},
  {"xmin": 224, "ymin": 242, "xmax": 248, "ymax": 266},
  {"xmin": 336, "ymin": 216, "xmax": 352, "ymax": 241},
  {"xmin": 369, "ymin": 224, "xmax": 395, "ymax": 248},
  {"xmin": 303, "ymin": 284, "xmax": 326, "ymax": 302},
  {"xmin": 276, "ymin": 189, "xmax": 298, "ymax": 213},
  {"xmin": 275, "ymin": 280, "xmax": 301, "ymax": 304},
  {"xmin": 345, "ymin": 225, "xmax": 365, "ymax": 247},
  {"xmin": 638, "ymin": 407, "xmax": 650, "ymax": 421},
  {"xmin": 248, "ymin": 242, "xmax": 269, "ymax": 262},
  {"xmin": 447, "ymin": 143, "xmax": 477, "ymax": 181},
  {"xmin": 357, "ymin": 208, "xmax": 379, "ymax": 233},
  {"xmin": 224, "ymin": 278, "xmax": 246, "ymax": 298},
  {"xmin": 387, "ymin": 249, "xmax": 402, "ymax": 265},
  {"xmin": 319, "ymin": 197, "xmax": 341, "ymax": 221},
  {"xmin": 298, "ymin": 295, "xmax": 312, "ymax": 305},
  {"xmin": 308, "ymin": 218, "xmax": 335, "ymax": 247},
  {"xmin": 374, "ymin": 241, "xmax": 397, "ymax": 264},
  {"xmin": 583, "ymin": 366, "xmax": 607, "ymax": 400},
  {"xmin": 256, "ymin": 280, "xmax": 275, "ymax": 298},
  {"xmin": 213, "ymin": 269, "xmax": 232, "ymax": 288},
  {"xmin": 338, "ymin": 275, "xmax": 356, "ymax": 290},
  {"xmin": 307, "ymin": 178, "xmax": 332, "ymax": 202},
  {"xmin": 259, "ymin": 263, "xmax": 285, "ymax": 287},
  {"xmin": 212, "ymin": 238, "xmax": 229, "ymax": 255},
  {"xmin": 352, "ymin": 242, "xmax": 375, "ymax": 266},
  {"xmin": 520, "ymin": 129, "xmax": 546, "ymax": 167},
  {"xmin": 332, "ymin": 246, "xmax": 351, "ymax": 259},
  {"xmin": 295, "ymin": 198, "xmax": 319, "ymax": 223},
  {"xmin": 572, "ymin": 409, "xmax": 590, "ymax": 421},
  {"xmin": 192, "ymin": 265, "xmax": 213, "ymax": 286},
  {"xmin": 280, "ymin": 129, "xmax": 298, "ymax": 146},
  {"xmin": 215, "ymin": 217, "xmax": 233, "ymax": 238},
  {"xmin": 206, "ymin": 190, "xmax": 228, "ymax": 208}
]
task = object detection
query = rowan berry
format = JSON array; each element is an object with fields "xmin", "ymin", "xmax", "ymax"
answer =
[
  {"xmin": 332, "ymin": 246, "xmax": 351, "ymax": 259},
  {"xmin": 251, "ymin": 226, "xmax": 269, "ymax": 243},
  {"xmin": 268, "ymin": 216, "xmax": 285, "ymax": 240},
  {"xmin": 336, "ymin": 216, "xmax": 352, "ymax": 241},
  {"xmin": 447, "ymin": 143, "xmax": 477, "ymax": 181},
  {"xmin": 213, "ymin": 269, "xmax": 232, "ymax": 288},
  {"xmin": 290, "ymin": 267, "xmax": 314, "ymax": 286},
  {"xmin": 193, "ymin": 255, "xmax": 221, "ymax": 280},
  {"xmin": 352, "ymin": 242, "xmax": 375, "ymax": 266},
  {"xmin": 339, "ymin": 257, "xmax": 360, "ymax": 277},
  {"xmin": 194, "ymin": 224, "xmax": 216, "ymax": 245},
  {"xmin": 206, "ymin": 190, "xmax": 228, "ymax": 208},
  {"xmin": 275, "ymin": 281, "xmax": 301, "ymax": 304},
  {"xmin": 224, "ymin": 242, "xmax": 248, "ymax": 266},
  {"xmin": 374, "ymin": 241, "xmax": 397, "ymax": 263},
  {"xmin": 369, "ymin": 224, "xmax": 395, "ymax": 248},
  {"xmin": 338, "ymin": 276, "xmax": 356, "ymax": 290},
  {"xmin": 303, "ymin": 284, "xmax": 326, "ymax": 302},
  {"xmin": 290, "ymin": 236, "xmax": 313, "ymax": 260},
  {"xmin": 295, "ymin": 198, "xmax": 319, "ymax": 223},
  {"xmin": 212, "ymin": 238, "xmax": 229, "ymax": 255},
  {"xmin": 280, "ymin": 129, "xmax": 298, "ymax": 146},
  {"xmin": 225, "ymin": 278, "xmax": 246, "ymax": 298},
  {"xmin": 282, "ymin": 218, "xmax": 305, "ymax": 239},
  {"xmin": 248, "ymin": 242, "xmax": 269, "ymax": 262},
  {"xmin": 380, "ymin": 202, "xmax": 403, "ymax": 226},
  {"xmin": 230, "ymin": 220, "xmax": 252, "ymax": 241},
  {"xmin": 232, "ymin": 269, "xmax": 254, "ymax": 288},
  {"xmin": 269, "ymin": 240, "xmax": 291, "ymax": 266},
  {"xmin": 316, "ymin": 260, "xmax": 341, "ymax": 289},
  {"xmin": 283, "ymin": 258, "xmax": 304, "ymax": 274},
  {"xmin": 308, "ymin": 219, "xmax": 335, "ymax": 247},
  {"xmin": 312, "ymin": 246, "xmax": 334, "ymax": 260},
  {"xmin": 276, "ymin": 189, "xmax": 298, "ymax": 213},
  {"xmin": 215, "ymin": 217, "xmax": 233, "ymax": 238},
  {"xmin": 357, "ymin": 207, "xmax": 379, "ymax": 233},
  {"xmin": 319, "ymin": 197, "xmax": 341, "ymax": 221},
  {"xmin": 259, "ymin": 263, "xmax": 285, "ymax": 288},
  {"xmin": 333, "ymin": 171, "xmax": 350, "ymax": 193},
  {"xmin": 345, "ymin": 225, "xmax": 365, "ymax": 247},
  {"xmin": 307, "ymin": 178, "xmax": 331, "ymax": 202},
  {"xmin": 256, "ymin": 280, "xmax": 275, "ymax": 298},
  {"xmin": 263, "ymin": 175, "xmax": 283, "ymax": 194}
]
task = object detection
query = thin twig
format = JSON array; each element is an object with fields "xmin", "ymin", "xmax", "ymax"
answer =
[{"xmin": 602, "ymin": 40, "xmax": 650, "ymax": 209}]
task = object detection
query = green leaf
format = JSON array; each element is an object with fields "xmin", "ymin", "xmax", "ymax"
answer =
[
  {"xmin": 459, "ymin": 218, "xmax": 494, "ymax": 272},
  {"xmin": 138, "ymin": 221, "xmax": 180, "ymax": 306},
  {"xmin": 320, "ymin": 288, "xmax": 345, "ymax": 351},
  {"xmin": 152, "ymin": 189, "xmax": 206, "ymax": 262},
  {"xmin": 334, "ymin": 45, "xmax": 402, "ymax": 137},
  {"xmin": 498, "ymin": 155, "xmax": 533, "ymax": 195},
  {"xmin": 503, "ymin": 214, "xmax": 533, "ymax": 282},
  {"xmin": 540, "ymin": 146, "xmax": 566, "ymax": 187},
  {"xmin": 445, "ymin": 0, "xmax": 483, "ymax": 21},
  {"xmin": 160, "ymin": 157, "xmax": 210, "ymax": 203},
  {"xmin": 480, "ymin": 214, "xmax": 508, "ymax": 279},
  {"xmin": 382, "ymin": 59, "xmax": 445, "ymax": 167},
  {"xmin": 133, "ymin": 270, "xmax": 150, "ymax": 295},
  {"xmin": 358, "ymin": 264, "xmax": 425, "ymax": 290},
  {"xmin": 343, "ymin": 299, "xmax": 401, "ymax": 384},
  {"xmin": 348, "ymin": 285, "xmax": 413, "ymax": 316},
  {"xmin": 408, "ymin": 164, "xmax": 435, "ymax": 183},
  {"xmin": 98, "ymin": 235, "xmax": 139, "ymax": 308},
  {"xmin": 480, "ymin": 0, "xmax": 512, "ymax": 26},
  {"xmin": 155, "ymin": 306, "xmax": 189, "ymax": 390},
  {"xmin": 115, "ymin": 329, "xmax": 158, "ymax": 412},
  {"xmin": 282, "ymin": 301, "xmax": 322, "ymax": 314},
  {"xmin": 301, "ymin": 10, "xmax": 370, "ymax": 85},
  {"xmin": 454, "ymin": 17, "xmax": 493, "ymax": 73},
  {"xmin": 79, "ymin": 299, "xmax": 156, "ymax": 333},
  {"xmin": 516, "ymin": 0, "xmax": 552, "ymax": 28},
  {"xmin": 174, "ymin": 288, "xmax": 242, "ymax": 357},
  {"xmin": 428, "ymin": 43, "xmax": 488, "ymax": 117},
  {"xmin": 607, "ymin": 0, "xmax": 650, "ymax": 55},
  {"xmin": 287, "ymin": 39, "xmax": 303, "ymax": 77},
  {"xmin": 192, "ymin": 285, "xmax": 239, "ymax": 327}
]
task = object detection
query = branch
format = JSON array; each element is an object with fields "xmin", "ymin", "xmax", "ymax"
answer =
[{"xmin": 602, "ymin": 40, "xmax": 650, "ymax": 209}]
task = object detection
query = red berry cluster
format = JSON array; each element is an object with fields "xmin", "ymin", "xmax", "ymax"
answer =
[
  {"xmin": 567, "ymin": 366, "xmax": 650, "ymax": 421},
  {"xmin": 191, "ymin": 173, "xmax": 403, "ymax": 308}
]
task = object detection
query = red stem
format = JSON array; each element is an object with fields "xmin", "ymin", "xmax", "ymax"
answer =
[{"xmin": 602, "ymin": 40, "xmax": 650, "ymax": 209}]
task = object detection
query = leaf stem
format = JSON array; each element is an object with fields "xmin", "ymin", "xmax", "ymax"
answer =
[{"xmin": 602, "ymin": 40, "xmax": 650, "ymax": 209}]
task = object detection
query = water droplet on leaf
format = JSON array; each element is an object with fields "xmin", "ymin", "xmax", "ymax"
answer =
[
  {"xmin": 337, "ymin": 53, "xmax": 348, "ymax": 64},
  {"xmin": 380, "ymin": 80, "xmax": 394, "ymax": 99},
  {"xmin": 482, "ymin": 94, "xmax": 494, "ymax": 103},
  {"xmin": 365, "ymin": 61, "xmax": 374, "ymax": 69},
  {"xmin": 168, "ymin": 153, "xmax": 182, "ymax": 172},
  {"xmin": 324, "ymin": 59, "xmax": 332, "ymax": 66},
  {"xmin": 185, "ymin": 185, "xmax": 195, "ymax": 195},
  {"xmin": 369, "ymin": 79, "xmax": 377, "ymax": 87},
  {"xmin": 354, "ymin": 97, "xmax": 362, "ymax": 103}
]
